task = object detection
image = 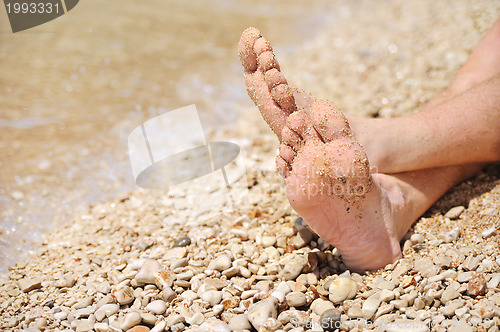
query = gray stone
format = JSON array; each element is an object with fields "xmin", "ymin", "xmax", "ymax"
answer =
[
  {"xmin": 319, "ymin": 309, "xmax": 341, "ymax": 331},
  {"xmin": 172, "ymin": 236, "xmax": 191, "ymax": 248}
]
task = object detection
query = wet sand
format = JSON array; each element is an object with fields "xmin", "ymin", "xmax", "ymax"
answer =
[{"xmin": 1, "ymin": 0, "xmax": 500, "ymax": 331}]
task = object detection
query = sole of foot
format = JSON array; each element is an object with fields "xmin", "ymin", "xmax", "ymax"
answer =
[{"xmin": 239, "ymin": 27, "xmax": 403, "ymax": 271}]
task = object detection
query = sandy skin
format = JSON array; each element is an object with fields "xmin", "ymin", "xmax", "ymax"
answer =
[
  {"xmin": 238, "ymin": 21, "xmax": 500, "ymax": 271},
  {"xmin": 239, "ymin": 27, "xmax": 403, "ymax": 271}
]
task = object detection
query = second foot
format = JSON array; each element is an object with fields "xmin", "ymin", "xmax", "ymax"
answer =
[{"xmin": 277, "ymin": 101, "xmax": 405, "ymax": 271}]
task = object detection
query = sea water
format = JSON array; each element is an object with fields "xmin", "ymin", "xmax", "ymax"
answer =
[{"xmin": 0, "ymin": 0, "xmax": 334, "ymax": 274}]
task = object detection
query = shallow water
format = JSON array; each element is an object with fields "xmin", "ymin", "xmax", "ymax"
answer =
[{"xmin": 0, "ymin": 0, "xmax": 334, "ymax": 273}]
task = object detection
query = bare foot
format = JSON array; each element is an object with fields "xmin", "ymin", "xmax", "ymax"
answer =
[{"xmin": 239, "ymin": 27, "xmax": 404, "ymax": 271}]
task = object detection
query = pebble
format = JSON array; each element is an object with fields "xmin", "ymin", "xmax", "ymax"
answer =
[
  {"xmin": 467, "ymin": 272, "xmax": 487, "ymax": 296},
  {"xmin": 440, "ymin": 299, "xmax": 465, "ymax": 316},
  {"xmin": 282, "ymin": 255, "xmax": 307, "ymax": 280},
  {"xmin": 410, "ymin": 233, "xmax": 425, "ymax": 244},
  {"xmin": 145, "ymin": 300, "xmax": 167, "ymax": 314},
  {"xmin": 141, "ymin": 313, "xmax": 158, "ymax": 325},
  {"xmin": 228, "ymin": 314, "xmax": 252, "ymax": 331},
  {"xmin": 172, "ymin": 236, "xmax": 191, "ymax": 248},
  {"xmin": 446, "ymin": 227, "xmax": 461, "ymax": 241},
  {"xmin": 188, "ymin": 312, "xmax": 204, "ymax": 326},
  {"xmin": 291, "ymin": 229, "xmax": 314, "ymax": 249},
  {"xmin": 73, "ymin": 297, "xmax": 93, "ymax": 309},
  {"xmin": 94, "ymin": 322, "xmax": 109, "ymax": 332},
  {"xmin": 262, "ymin": 235, "xmax": 277, "ymax": 247},
  {"xmin": 285, "ymin": 291, "xmax": 307, "ymax": 307},
  {"xmin": 276, "ymin": 281, "xmax": 291, "ymax": 295},
  {"xmin": 328, "ymin": 277, "xmax": 358, "ymax": 303},
  {"xmin": 135, "ymin": 259, "xmax": 162, "ymax": 284},
  {"xmin": 379, "ymin": 289, "xmax": 395, "ymax": 303},
  {"xmin": 54, "ymin": 311, "xmax": 68, "ymax": 320},
  {"xmin": 95, "ymin": 303, "xmax": 120, "ymax": 321},
  {"xmin": 482, "ymin": 227, "xmax": 496, "ymax": 238},
  {"xmin": 126, "ymin": 326, "xmax": 150, "ymax": 332},
  {"xmin": 67, "ymin": 307, "xmax": 95, "ymax": 323},
  {"xmin": 319, "ymin": 308, "xmax": 341, "ymax": 331},
  {"xmin": 362, "ymin": 293, "xmax": 381, "ymax": 319},
  {"xmin": 150, "ymin": 320, "xmax": 166, "ymax": 332},
  {"xmin": 463, "ymin": 255, "xmax": 481, "ymax": 271},
  {"xmin": 74, "ymin": 319, "xmax": 93, "ymax": 332},
  {"xmin": 201, "ymin": 290, "xmax": 223, "ymax": 306},
  {"xmin": 441, "ymin": 285, "xmax": 460, "ymax": 304},
  {"xmin": 413, "ymin": 258, "xmax": 439, "ymax": 277},
  {"xmin": 247, "ymin": 297, "xmax": 278, "ymax": 330},
  {"xmin": 444, "ymin": 206, "xmax": 465, "ymax": 219},
  {"xmin": 487, "ymin": 273, "xmax": 500, "ymax": 288},
  {"xmin": 166, "ymin": 314, "xmax": 185, "ymax": 327},
  {"xmin": 162, "ymin": 286, "xmax": 176, "ymax": 302},
  {"xmin": 55, "ymin": 275, "xmax": 76, "ymax": 288},
  {"xmin": 311, "ymin": 298, "xmax": 335, "ymax": 316},
  {"xmin": 18, "ymin": 278, "xmax": 42, "ymax": 293},
  {"xmin": 200, "ymin": 318, "xmax": 230, "ymax": 332},
  {"xmin": 115, "ymin": 286, "xmax": 135, "ymax": 305},
  {"xmin": 121, "ymin": 312, "xmax": 142, "ymax": 331},
  {"xmin": 208, "ymin": 254, "xmax": 232, "ymax": 271}
]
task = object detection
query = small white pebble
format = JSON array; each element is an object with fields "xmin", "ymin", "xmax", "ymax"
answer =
[{"xmin": 482, "ymin": 227, "xmax": 496, "ymax": 238}]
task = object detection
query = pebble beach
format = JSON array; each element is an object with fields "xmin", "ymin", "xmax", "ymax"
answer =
[{"xmin": 2, "ymin": 1, "xmax": 500, "ymax": 332}]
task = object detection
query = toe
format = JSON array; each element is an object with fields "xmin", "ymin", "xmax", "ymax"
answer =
[
  {"xmin": 310, "ymin": 100, "xmax": 351, "ymax": 142},
  {"xmin": 254, "ymin": 37, "xmax": 273, "ymax": 55},
  {"xmin": 271, "ymin": 84, "xmax": 297, "ymax": 114},
  {"xmin": 239, "ymin": 27, "xmax": 261, "ymax": 72},
  {"xmin": 258, "ymin": 51, "xmax": 280, "ymax": 72},
  {"xmin": 264, "ymin": 68, "xmax": 287, "ymax": 89},
  {"xmin": 276, "ymin": 155, "xmax": 291, "ymax": 178},
  {"xmin": 265, "ymin": 68, "xmax": 296, "ymax": 114},
  {"xmin": 279, "ymin": 143, "xmax": 296, "ymax": 164},
  {"xmin": 287, "ymin": 111, "xmax": 322, "ymax": 142},
  {"xmin": 281, "ymin": 126, "xmax": 302, "ymax": 150}
]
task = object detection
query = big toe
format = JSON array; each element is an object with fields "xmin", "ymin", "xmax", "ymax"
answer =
[
  {"xmin": 309, "ymin": 100, "xmax": 352, "ymax": 142},
  {"xmin": 239, "ymin": 27, "xmax": 261, "ymax": 72}
]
